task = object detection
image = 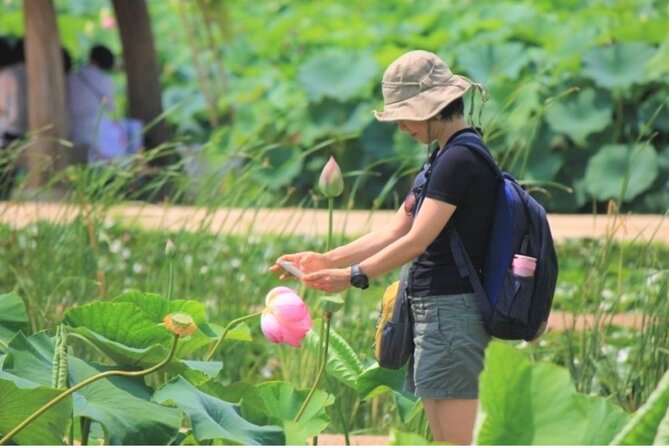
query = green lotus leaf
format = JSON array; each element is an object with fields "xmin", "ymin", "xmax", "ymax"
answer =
[
  {"xmin": 112, "ymin": 290, "xmax": 218, "ymax": 355},
  {"xmin": 645, "ymin": 38, "xmax": 669, "ymax": 81},
  {"xmin": 2, "ymin": 331, "xmax": 56, "ymax": 386},
  {"xmin": 153, "ymin": 376, "xmax": 285, "ymax": 445},
  {"xmin": 638, "ymin": 90, "xmax": 669, "ymax": 132},
  {"xmin": 0, "ymin": 378, "xmax": 71, "ymax": 445},
  {"xmin": 298, "ymin": 48, "xmax": 379, "ymax": 101},
  {"xmin": 182, "ymin": 360, "xmax": 223, "ymax": 380},
  {"xmin": 356, "ymin": 363, "xmax": 408, "ymax": 400},
  {"xmin": 68, "ymin": 324, "xmax": 169, "ymax": 367},
  {"xmin": 248, "ymin": 381, "xmax": 334, "ymax": 443},
  {"xmin": 306, "ymin": 99, "xmax": 373, "ymax": 137},
  {"xmin": 610, "ymin": 367, "xmax": 669, "ymax": 445},
  {"xmin": 522, "ymin": 130, "xmax": 564, "ymax": 182},
  {"xmin": 0, "ymin": 332, "xmax": 180, "ymax": 445},
  {"xmin": 584, "ymin": 143, "xmax": 659, "ymax": 202},
  {"xmin": 304, "ymin": 320, "xmax": 364, "ymax": 389},
  {"xmin": 250, "ymin": 145, "xmax": 304, "ymax": 191},
  {"xmin": 456, "ymin": 42, "xmax": 532, "ymax": 82},
  {"xmin": 475, "ymin": 341, "xmax": 628, "ymax": 445},
  {"xmin": 361, "ymin": 119, "xmax": 397, "ymax": 159},
  {"xmin": 0, "ymin": 292, "xmax": 28, "ymax": 345},
  {"xmin": 65, "ymin": 301, "xmax": 172, "ymax": 366},
  {"xmin": 0, "ymin": 292, "xmax": 28, "ymax": 328},
  {"xmin": 68, "ymin": 356, "xmax": 182, "ymax": 445},
  {"xmin": 544, "ymin": 88, "xmax": 612, "ymax": 146},
  {"xmin": 582, "ymin": 42, "xmax": 657, "ymax": 89},
  {"xmin": 389, "ymin": 429, "xmax": 430, "ymax": 446},
  {"xmin": 355, "ymin": 363, "xmax": 420, "ymax": 424}
]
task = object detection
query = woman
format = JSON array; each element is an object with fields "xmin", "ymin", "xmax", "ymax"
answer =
[{"xmin": 272, "ymin": 50, "xmax": 495, "ymax": 444}]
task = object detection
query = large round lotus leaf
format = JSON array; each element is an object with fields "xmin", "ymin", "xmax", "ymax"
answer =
[
  {"xmin": 544, "ymin": 88, "xmax": 611, "ymax": 146},
  {"xmin": 638, "ymin": 90, "xmax": 669, "ymax": 132},
  {"xmin": 361, "ymin": 120, "xmax": 396, "ymax": 158},
  {"xmin": 153, "ymin": 376, "xmax": 284, "ymax": 445},
  {"xmin": 0, "ymin": 292, "xmax": 28, "ymax": 345},
  {"xmin": 250, "ymin": 145, "xmax": 304, "ymax": 191},
  {"xmin": 298, "ymin": 48, "xmax": 379, "ymax": 101},
  {"xmin": 68, "ymin": 356, "xmax": 181, "ymax": 445},
  {"xmin": 645, "ymin": 38, "xmax": 669, "ymax": 82},
  {"xmin": 476, "ymin": 341, "xmax": 628, "ymax": 445},
  {"xmin": 0, "ymin": 378, "xmax": 71, "ymax": 445},
  {"xmin": 584, "ymin": 143, "xmax": 659, "ymax": 202},
  {"xmin": 582, "ymin": 42, "xmax": 657, "ymax": 90},
  {"xmin": 456, "ymin": 42, "xmax": 532, "ymax": 82}
]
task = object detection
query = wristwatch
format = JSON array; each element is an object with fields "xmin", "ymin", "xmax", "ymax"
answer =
[{"xmin": 350, "ymin": 263, "xmax": 369, "ymax": 289}]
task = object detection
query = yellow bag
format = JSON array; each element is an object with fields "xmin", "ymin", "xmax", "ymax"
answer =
[{"xmin": 374, "ymin": 265, "xmax": 413, "ymax": 369}]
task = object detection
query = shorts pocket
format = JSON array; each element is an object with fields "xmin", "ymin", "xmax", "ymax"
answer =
[
  {"xmin": 497, "ymin": 272, "xmax": 535, "ymax": 325},
  {"xmin": 436, "ymin": 307, "xmax": 461, "ymax": 347}
]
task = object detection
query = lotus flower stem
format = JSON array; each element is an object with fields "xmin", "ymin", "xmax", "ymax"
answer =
[
  {"xmin": 80, "ymin": 417, "xmax": 91, "ymax": 446},
  {"xmin": 167, "ymin": 262, "xmax": 174, "ymax": 301},
  {"xmin": 165, "ymin": 239, "xmax": 176, "ymax": 301},
  {"xmin": 204, "ymin": 312, "xmax": 262, "ymax": 361},
  {"xmin": 326, "ymin": 197, "xmax": 334, "ymax": 251},
  {"xmin": 294, "ymin": 313, "xmax": 332, "ymax": 423},
  {"xmin": 0, "ymin": 334, "xmax": 180, "ymax": 445}
]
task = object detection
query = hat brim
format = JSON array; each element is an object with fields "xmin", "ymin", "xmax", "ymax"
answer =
[{"xmin": 373, "ymin": 75, "xmax": 471, "ymax": 122}]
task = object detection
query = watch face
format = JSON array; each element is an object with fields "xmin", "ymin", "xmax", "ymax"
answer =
[
  {"xmin": 351, "ymin": 274, "xmax": 369, "ymax": 289},
  {"xmin": 350, "ymin": 264, "xmax": 369, "ymax": 289}
]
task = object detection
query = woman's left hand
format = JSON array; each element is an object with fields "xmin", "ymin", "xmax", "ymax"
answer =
[{"xmin": 302, "ymin": 268, "xmax": 351, "ymax": 293}]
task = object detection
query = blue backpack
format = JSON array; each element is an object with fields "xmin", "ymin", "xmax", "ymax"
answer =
[{"xmin": 422, "ymin": 133, "xmax": 558, "ymax": 341}]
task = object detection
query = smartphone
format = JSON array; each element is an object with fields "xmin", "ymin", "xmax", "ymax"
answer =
[{"xmin": 278, "ymin": 260, "xmax": 303, "ymax": 280}]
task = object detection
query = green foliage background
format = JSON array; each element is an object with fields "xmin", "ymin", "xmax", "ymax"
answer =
[{"xmin": 1, "ymin": 0, "xmax": 668, "ymax": 212}]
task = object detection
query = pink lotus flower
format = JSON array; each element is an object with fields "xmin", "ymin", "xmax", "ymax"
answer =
[
  {"xmin": 318, "ymin": 156, "xmax": 344, "ymax": 198},
  {"xmin": 100, "ymin": 12, "xmax": 116, "ymax": 29},
  {"xmin": 261, "ymin": 287, "xmax": 312, "ymax": 347}
]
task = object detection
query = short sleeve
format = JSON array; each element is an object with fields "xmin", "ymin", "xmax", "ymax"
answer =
[{"xmin": 424, "ymin": 145, "xmax": 478, "ymax": 206}]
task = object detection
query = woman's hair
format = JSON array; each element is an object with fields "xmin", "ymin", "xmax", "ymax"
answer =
[{"xmin": 437, "ymin": 97, "xmax": 465, "ymax": 121}]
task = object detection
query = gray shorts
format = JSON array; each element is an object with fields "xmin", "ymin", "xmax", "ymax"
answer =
[{"xmin": 405, "ymin": 293, "xmax": 490, "ymax": 399}]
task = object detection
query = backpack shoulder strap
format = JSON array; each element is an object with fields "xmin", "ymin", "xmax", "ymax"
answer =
[{"xmin": 447, "ymin": 224, "xmax": 492, "ymax": 318}]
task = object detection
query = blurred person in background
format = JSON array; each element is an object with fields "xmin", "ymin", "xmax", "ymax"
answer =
[
  {"xmin": 0, "ymin": 37, "xmax": 27, "ymax": 199},
  {"xmin": 67, "ymin": 44, "xmax": 116, "ymax": 164}
]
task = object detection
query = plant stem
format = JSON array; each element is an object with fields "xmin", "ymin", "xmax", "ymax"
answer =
[
  {"xmin": 294, "ymin": 313, "xmax": 332, "ymax": 423},
  {"xmin": 167, "ymin": 261, "xmax": 174, "ymax": 301},
  {"xmin": 0, "ymin": 335, "xmax": 180, "ymax": 445},
  {"xmin": 204, "ymin": 312, "xmax": 262, "ymax": 361},
  {"xmin": 80, "ymin": 416, "xmax": 91, "ymax": 446},
  {"xmin": 326, "ymin": 197, "xmax": 334, "ymax": 251}
]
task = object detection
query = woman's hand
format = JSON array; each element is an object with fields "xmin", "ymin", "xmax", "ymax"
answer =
[
  {"xmin": 269, "ymin": 251, "xmax": 332, "ymax": 280},
  {"xmin": 302, "ymin": 268, "xmax": 351, "ymax": 293}
]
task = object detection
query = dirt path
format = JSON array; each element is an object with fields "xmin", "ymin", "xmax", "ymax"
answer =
[{"xmin": 1, "ymin": 202, "xmax": 667, "ymax": 243}]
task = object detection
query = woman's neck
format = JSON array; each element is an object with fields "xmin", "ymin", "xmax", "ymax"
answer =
[{"xmin": 434, "ymin": 117, "xmax": 469, "ymax": 148}]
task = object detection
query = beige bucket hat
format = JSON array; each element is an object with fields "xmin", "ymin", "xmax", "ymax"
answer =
[{"xmin": 373, "ymin": 50, "xmax": 473, "ymax": 122}]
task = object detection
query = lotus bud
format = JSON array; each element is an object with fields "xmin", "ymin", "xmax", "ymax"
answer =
[
  {"xmin": 163, "ymin": 312, "xmax": 197, "ymax": 337},
  {"xmin": 261, "ymin": 287, "xmax": 312, "ymax": 347},
  {"xmin": 165, "ymin": 239, "xmax": 176, "ymax": 258},
  {"xmin": 318, "ymin": 156, "xmax": 344, "ymax": 198}
]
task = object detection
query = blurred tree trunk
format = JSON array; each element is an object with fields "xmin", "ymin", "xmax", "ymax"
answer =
[
  {"xmin": 112, "ymin": 0, "xmax": 176, "ymax": 166},
  {"xmin": 23, "ymin": 0, "xmax": 68, "ymax": 189}
]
